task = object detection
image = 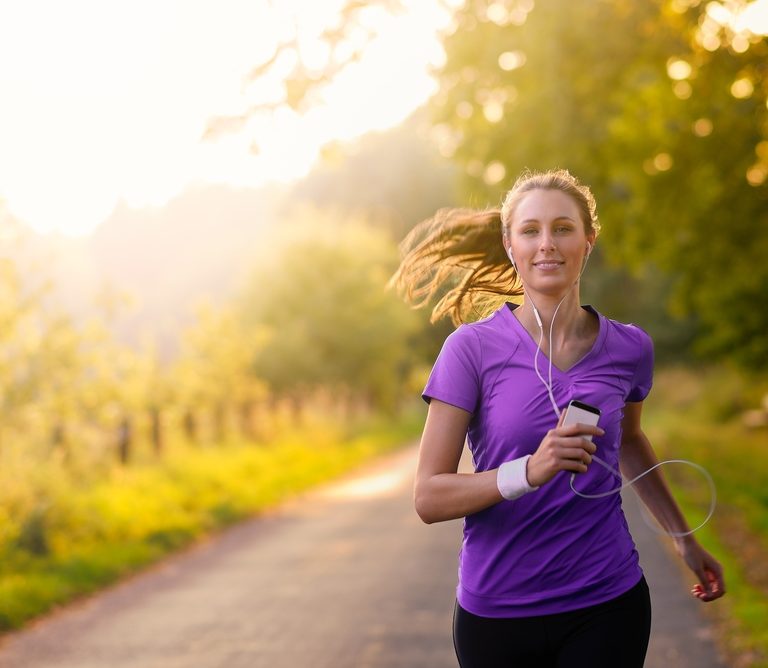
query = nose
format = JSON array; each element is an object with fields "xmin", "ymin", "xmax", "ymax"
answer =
[{"xmin": 539, "ymin": 230, "xmax": 556, "ymax": 251}]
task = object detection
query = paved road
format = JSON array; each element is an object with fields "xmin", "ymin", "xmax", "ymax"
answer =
[{"xmin": 0, "ymin": 444, "xmax": 728, "ymax": 667}]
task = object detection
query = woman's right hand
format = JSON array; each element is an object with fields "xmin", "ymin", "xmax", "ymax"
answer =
[{"xmin": 526, "ymin": 411, "xmax": 603, "ymax": 488}]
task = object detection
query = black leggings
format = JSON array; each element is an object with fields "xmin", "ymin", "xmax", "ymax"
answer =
[{"xmin": 453, "ymin": 577, "xmax": 651, "ymax": 668}]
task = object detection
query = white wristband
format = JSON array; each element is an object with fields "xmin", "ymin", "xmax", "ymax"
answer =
[{"xmin": 497, "ymin": 455, "xmax": 539, "ymax": 500}]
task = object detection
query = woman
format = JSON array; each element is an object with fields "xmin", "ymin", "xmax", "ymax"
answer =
[{"xmin": 391, "ymin": 169, "xmax": 725, "ymax": 667}]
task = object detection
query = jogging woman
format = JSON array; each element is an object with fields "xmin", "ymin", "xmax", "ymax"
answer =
[{"xmin": 391, "ymin": 169, "xmax": 725, "ymax": 667}]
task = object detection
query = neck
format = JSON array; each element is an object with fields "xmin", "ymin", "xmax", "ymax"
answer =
[{"xmin": 518, "ymin": 287, "xmax": 585, "ymax": 338}]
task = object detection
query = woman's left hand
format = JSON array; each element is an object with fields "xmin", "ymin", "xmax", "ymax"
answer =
[{"xmin": 676, "ymin": 538, "xmax": 726, "ymax": 602}]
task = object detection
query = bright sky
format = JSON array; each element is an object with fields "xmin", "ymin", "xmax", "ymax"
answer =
[
  {"xmin": 3, "ymin": 0, "xmax": 766, "ymax": 237},
  {"xmin": 0, "ymin": 0, "xmax": 456, "ymax": 236}
]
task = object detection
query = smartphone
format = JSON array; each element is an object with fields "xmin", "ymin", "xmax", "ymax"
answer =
[{"xmin": 562, "ymin": 400, "xmax": 601, "ymax": 442}]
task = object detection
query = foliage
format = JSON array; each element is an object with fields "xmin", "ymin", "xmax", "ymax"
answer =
[
  {"xmin": 0, "ymin": 408, "xmax": 424, "ymax": 632},
  {"xmin": 1, "ymin": 201, "xmax": 434, "ymax": 633},
  {"xmin": 290, "ymin": 111, "xmax": 461, "ymax": 240},
  {"xmin": 286, "ymin": 114, "xmax": 461, "ymax": 365},
  {"xmin": 204, "ymin": 0, "xmax": 409, "ymax": 147},
  {"xmin": 430, "ymin": 0, "xmax": 768, "ymax": 368},
  {"xmin": 174, "ymin": 302, "xmax": 269, "ymax": 435},
  {"xmin": 644, "ymin": 365, "xmax": 768, "ymax": 666},
  {"xmin": 238, "ymin": 210, "xmax": 423, "ymax": 410}
]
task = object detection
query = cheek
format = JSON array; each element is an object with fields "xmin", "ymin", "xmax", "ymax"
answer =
[{"xmin": 509, "ymin": 236, "xmax": 535, "ymax": 258}]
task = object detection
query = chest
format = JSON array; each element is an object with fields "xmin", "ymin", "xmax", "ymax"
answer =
[
  {"xmin": 470, "ymin": 354, "xmax": 633, "ymax": 469},
  {"xmin": 546, "ymin": 336, "xmax": 597, "ymax": 373}
]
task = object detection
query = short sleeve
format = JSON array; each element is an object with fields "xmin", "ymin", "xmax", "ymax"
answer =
[
  {"xmin": 626, "ymin": 326, "xmax": 654, "ymax": 402},
  {"xmin": 422, "ymin": 325, "xmax": 482, "ymax": 414}
]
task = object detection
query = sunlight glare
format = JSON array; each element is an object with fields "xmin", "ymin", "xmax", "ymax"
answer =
[
  {"xmin": 320, "ymin": 470, "xmax": 410, "ymax": 500},
  {"xmin": 0, "ymin": 0, "xmax": 453, "ymax": 237},
  {"xmin": 733, "ymin": 0, "xmax": 768, "ymax": 34}
]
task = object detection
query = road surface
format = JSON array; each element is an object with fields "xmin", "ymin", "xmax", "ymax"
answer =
[{"xmin": 0, "ymin": 444, "xmax": 729, "ymax": 667}]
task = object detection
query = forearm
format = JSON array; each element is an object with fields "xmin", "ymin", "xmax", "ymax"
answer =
[
  {"xmin": 620, "ymin": 432, "xmax": 692, "ymax": 541},
  {"xmin": 415, "ymin": 469, "xmax": 504, "ymax": 524}
]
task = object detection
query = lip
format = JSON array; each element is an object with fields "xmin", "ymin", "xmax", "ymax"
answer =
[{"xmin": 533, "ymin": 261, "xmax": 564, "ymax": 270}]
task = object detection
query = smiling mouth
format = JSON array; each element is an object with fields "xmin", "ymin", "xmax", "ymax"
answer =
[{"xmin": 533, "ymin": 261, "xmax": 564, "ymax": 269}]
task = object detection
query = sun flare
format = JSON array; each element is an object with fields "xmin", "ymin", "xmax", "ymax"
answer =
[{"xmin": 0, "ymin": 0, "xmax": 455, "ymax": 237}]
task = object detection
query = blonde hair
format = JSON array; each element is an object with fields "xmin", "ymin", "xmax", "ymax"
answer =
[
  {"xmin": 501, "ymin": 169, "xmax": 600, "ymax": 239},
  {"xmin": 390, "ymin": 169, "xmax": 600, "ymax": 325}
]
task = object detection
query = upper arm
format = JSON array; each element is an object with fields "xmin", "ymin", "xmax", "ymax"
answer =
[
  {"xmin": 621, "ymin": 401, "xmax": 644, "ymax": 444},
  {"xmin": 619, "ymin": 401, "xmax": 657, "ymax": 477},
  {"xmin": 416, "ymin": 399, "xmax": 472, "ymax": 485}
]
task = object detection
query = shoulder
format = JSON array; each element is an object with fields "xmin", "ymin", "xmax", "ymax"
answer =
[
  {"xmin": 455, "ymin": 304, "xmax": 514, "ymax": 347},
  {"xmin": 597, "ymin": 314, "xmax": 655, "ymax": 398},
  {"xmin": 600, "ymin": 313, "xmax": 654, "ymax": 351},
  {"xmin": 460, "ymin": 304, "xmax": 511, "ymax": 339},
  {"xmin": 440, "ymin": 305, "xmax": 513, "ymax": 366},
  {"xmin": 443, "ymin": 320, "xmax": 481, "ymax": 350},
  {"xmin": 598, "ymin": 313, "xmax": 655, "ymax": 389}
]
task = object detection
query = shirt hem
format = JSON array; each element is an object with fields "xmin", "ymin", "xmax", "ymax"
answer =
[{"xmin": 456, "ymin": 567, "xmax": 644, "ymax": 618}]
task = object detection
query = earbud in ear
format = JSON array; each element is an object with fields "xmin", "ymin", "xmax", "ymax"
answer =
[
  {"xmin": 585, "ymin": 242, "xmax": 592, "ymax": 258},
  {"xmin": 507, "ymin": 250, "xmax": 517, "ymax": 269}
]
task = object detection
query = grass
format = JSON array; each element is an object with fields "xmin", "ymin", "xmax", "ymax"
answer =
[
  {"xmin": 643, "ymin": 366, "xmax": 768, "ymax": 668},
  {"xmin": 0, "ymin": 405, "xmax": 425, "ymax": 632},
  {"xmin": 4, "ymin": 365, "xmax": 766, "ymax": 664}
]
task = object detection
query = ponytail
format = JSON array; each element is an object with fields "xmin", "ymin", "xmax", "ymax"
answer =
[
  {"xmin": 390, "ymin": 169, "xmax": 600, "ymax": 326},
  {"xmin": 389, "ymin": 207, "xmax": 522, "ymax": 326}
]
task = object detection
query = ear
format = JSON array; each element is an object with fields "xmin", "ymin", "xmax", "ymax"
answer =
[{"xmin": 585, "ymin": 232, "xmax": 596, "ymax": 257}]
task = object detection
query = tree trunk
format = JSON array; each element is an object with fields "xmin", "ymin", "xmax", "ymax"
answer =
[
  {"xmin": 240, "ymin": 401, "xmax": 255, "ymax": 440},
  {"xmin": 183, "ymin": 409, "xmax": 197, "ymax": 443},
  {"xmin": 150, "ymin": 407, "xmax": 163, "ymax": 456},
  {"xmin": 214, "ymin": 402, "xmax": 227, "ymax": 442},
  {"xmin": 117, "ymin": 416, "xmax": 132, "ymax": 465}
]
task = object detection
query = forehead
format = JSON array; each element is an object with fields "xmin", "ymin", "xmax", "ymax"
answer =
[{"xmin": 513, "ymin": 188, "xmax": 580, "ymax": 224}]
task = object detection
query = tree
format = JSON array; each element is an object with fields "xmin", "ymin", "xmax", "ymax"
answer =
[
  {"xmin": 429, "ymin": 0, "xmax": 768, "ymax": 367},
  {"xmin": 204, "ymin": 0, "xmax": 409, "ymax": 149},
  {"xmin": 290, "ymin": 111, "xmax": 461, "ymax": 241},
  {"xmin": 0, "ymin": 222, "xmax": 86, "ymax": 456},
  {"xmin": 238, "ymin": 210, "xmax": 422, "ymax": 411},
  {"xmin": 175, "ymin": 302, "xmax": 269, "ymax": 442}
]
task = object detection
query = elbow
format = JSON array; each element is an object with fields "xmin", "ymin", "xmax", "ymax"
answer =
[
  {"xmin": 414, "ymin": 483, "xmax": 439, "ymax": 524},
  {"xmin": 415, "ymin": 501, "xmax": 437, "ymax": 525}
]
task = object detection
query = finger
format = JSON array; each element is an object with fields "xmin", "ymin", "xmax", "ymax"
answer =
[
  {"xmin": 559, "ymin": 422, "xmax": 605, "ymax": 438},
  {"xmin": 691, "ymin": 585, "xmax": 722, "ymax": 602},
  {"xmin": 559, "ymin": 449, "xmax": 593, "ymax": 472},
  {"xmin": 565, "ymin": 447, "xmax": 593, "ymax": 466},
  {"xmin": 705, "ymin": 568, "xmax": 726, "ymax": 598},
  {"xmin": 558, "ymin": 439, "xmax": 597, "ymax": 456},
  {"xmin": 691, "ymin": 584, "xmax": 711, "ymax": 601},
  {"xmin": 708, "ymin": 561, "xmax": 726, "ymax": 594},
  {"xmin": 693, "ymin": 587, "xmax": 711, "ymax": 600},
  {"xmin": 716, "ymin": 574, "xmax": 726, "ymax": 596},
  {"xmin": 697, "ymin": 569, "xmax": 713, "ymax": 595},
  {"xmin": 693, "ymin": 568, "xmax": 723, "ymax": 601}
]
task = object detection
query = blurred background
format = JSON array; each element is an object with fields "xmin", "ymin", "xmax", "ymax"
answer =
[{"xmin": 1, "ymin": 0, "xmax": 767, "ymax": 664}]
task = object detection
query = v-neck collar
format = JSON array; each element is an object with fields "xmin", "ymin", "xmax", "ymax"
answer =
[{"xmin": 503, "ymin": 302, "xmax": 606, "ymax": 376}]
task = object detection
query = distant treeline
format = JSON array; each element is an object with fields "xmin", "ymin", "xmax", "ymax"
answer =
[{"xmin": 0, "ymin": 212, "xmax": 447, "ymax": 470}]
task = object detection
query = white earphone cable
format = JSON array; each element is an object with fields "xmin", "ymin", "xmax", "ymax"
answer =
[
  {"xmin": 569, "ymin": 455, "xmax": 716, "ymax": 537},
  {"xmin": 510, "ymin": 244, "xmax": 716, "ymax": 537}
]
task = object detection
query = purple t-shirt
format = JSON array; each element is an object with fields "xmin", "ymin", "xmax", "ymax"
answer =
[{"xmin": 422, "ymin": 303, "xmax": 653, "ymax": 617}]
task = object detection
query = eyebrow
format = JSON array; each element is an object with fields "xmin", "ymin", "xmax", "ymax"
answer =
[{"xmin": 519, "ymin": 216, "xmax": 577, "ymax": 224}]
